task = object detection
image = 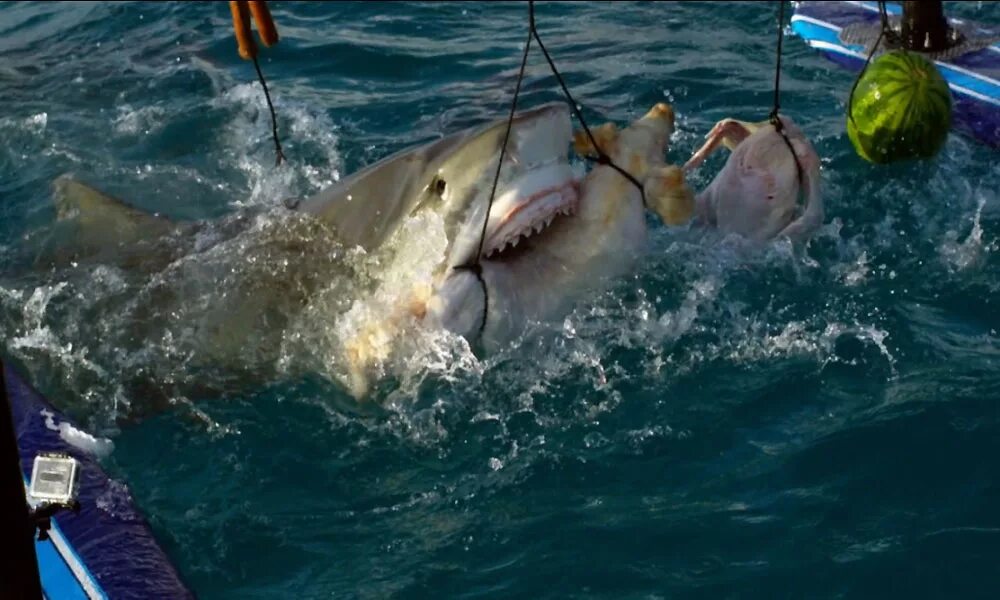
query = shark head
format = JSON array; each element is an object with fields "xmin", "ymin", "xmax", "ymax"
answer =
[
  {"xmin": 413, "ymin": 102, "xmax": 692, "ymax": 354},
  {"xmin": 295, "ymin": 102, "xmax": 577, "ymax": 266},
  {"xmin": 316, "ymin": 103, "xmax": 598, "ymax": 390}
]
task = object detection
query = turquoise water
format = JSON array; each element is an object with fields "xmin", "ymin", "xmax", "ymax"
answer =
[{"xmin": 3, "ymin": 1, "xmax": 1000, "ymax": 597}]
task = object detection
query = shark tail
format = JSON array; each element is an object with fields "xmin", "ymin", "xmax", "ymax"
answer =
[
  {"xmin": 51, "ymin": 175, "xmax": 175, "ymax": 246},
  {"xmin": 25, "ymin": 175, "xmax": 180, "ymax": 270}
]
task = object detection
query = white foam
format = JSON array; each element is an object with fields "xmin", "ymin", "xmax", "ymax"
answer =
[
  {"xmin": 308, "ymin": 208, "xmax": 483, "ymax": 398},
  {"xmin": 940, "ymin": 193, "xmax": 994, "ymax": 272},
  {"xmin": 0, "ymin": 286, "xmax": 24, "ymax": 305},
  {"xmin": 215, "ymin": 81, "xmax": 343, "ymax": 209},
  {"xmin": 839, "ymin": 250, "xmax": 871, "ymax": 286},
  {"xmin": 11, "ymin": 283, "xmax": 107, "ymax": 379},
  {"xmin": 95, "ymin": 480, "xmax": 137, "ymax": 521},
  {"xmin": 0, "ymin": 112, "xmax": 48, "ymax": 135},
  {"xmin": 58, "ymin": 421, "xmax": 114, "ymax": 458},
  {"xmin": 25, "ymin": 112, "xmax": 47, "ymax": 131},
  {"xmin": 113, "ymin": 104, "xmax": 166, "ymax": 136},
  {"xmin": 40, "ymin": 409, "xmax": 114, "ymax": 458},
  {"xmin": 656, "ymin": 276, "xmax": 720, "ymax": 341}
]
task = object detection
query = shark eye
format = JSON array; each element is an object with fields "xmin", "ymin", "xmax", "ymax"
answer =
[
  {"xmin": 411, "ymin": 176, "xmax": 448, "ymax": 216},
  {"xmin": 430, "ymin": 176, "xmax": 447, "ymax": 196}
]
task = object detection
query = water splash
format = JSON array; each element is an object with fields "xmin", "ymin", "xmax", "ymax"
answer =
[
  {"xmin": 113, "ymin": 104, "xmax": 166, "ymax": 137},
  {"xmin": 940, "ymin": 192, "xmax": 995, "ymax": 272},
  {"xmin": 41, "ymin": 408, "xmax": 115, "ymax": 458},
  {"xmin": 215, "ymin": 81, "xmax": 343, "ymax": 209}
]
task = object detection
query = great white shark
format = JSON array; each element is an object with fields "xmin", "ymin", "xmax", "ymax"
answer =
[{"xmin": 35, "ymin": 101, "xmax": 694, "ymax": 400}]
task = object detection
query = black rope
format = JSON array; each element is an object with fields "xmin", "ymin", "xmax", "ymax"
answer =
[
  {"xmin": 768, "ymin": 1, "xmax": 786, "ymax": 125},
  {"xmin": 769, "ymin": 0, "xmax": 803, "ymax": 188},
  {"xmin": 476, "ymin": 29, "xmax": 532, "ymax": 271},
  {"xmin": 528, "ymin": 2, "xmax": 648, "ymax": 207},
  {"xmin": 456, "ymin": 0, "xmax": 654, "ymax": 339},
  {"xmin": 878, "ymin": 0, "xmax": 895, "ymax": 43},
  {"xmin": 252, "ymin": 55, "xmax": 286, "ymax": 167},
  {"xmin": 453, "ymin": 16, "xmax": 534, "ymax": 338},
  {"xmin": 847, "ymin": 1, "xmax": 894, "ymax": 130}
]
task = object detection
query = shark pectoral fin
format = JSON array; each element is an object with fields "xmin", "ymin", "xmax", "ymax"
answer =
[
  {"xmin": 52, "ymin": 175, "xmax": 175, "ymax": 245},
  {"xmin": 573, "ymin": 123, "xmax": 619, "ymax": 158},
  {"xmin": 645, "ymin": 165, "xmax": 695, "ymax": 226}
]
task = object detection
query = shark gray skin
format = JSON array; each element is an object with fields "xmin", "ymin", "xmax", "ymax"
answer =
[
  {"xmin": 38, "ymin": 101, "xmax": 694, "ymax": 401},
  {"xmin": 682, "ymin": 115, "xmax": 823, "ymax": 244}
]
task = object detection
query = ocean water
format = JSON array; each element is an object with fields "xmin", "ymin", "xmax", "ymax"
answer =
[{"xmin": 2, "ymin": 1, "xmax": 1000, "ymax": 597}]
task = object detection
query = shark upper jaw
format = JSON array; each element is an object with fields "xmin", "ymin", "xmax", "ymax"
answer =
[{"xmin": 447, "ymin": 161, "xmax": 581, "ymax": 269}]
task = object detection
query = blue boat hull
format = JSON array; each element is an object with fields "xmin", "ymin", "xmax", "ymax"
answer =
[
  {"xmin": 791, "ymin": 1, "xmax": 1000, "ymax": 149},
  {"xmin": 5, "ymin": 363, "xmax": 193, "ymax": 599}
]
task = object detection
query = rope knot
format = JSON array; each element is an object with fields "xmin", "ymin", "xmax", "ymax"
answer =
[{"xmin": 769, "ymin": 109, "xmax": 784, "ymax": 131}]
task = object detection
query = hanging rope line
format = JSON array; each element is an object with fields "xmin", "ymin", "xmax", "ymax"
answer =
[
  {"xmin": 456, "ymin": 0, "xmax": 649, "ymax": 339},
  {"xmin": 527, "ymin": 5, "xmax": 649, "ymax": 206},
  {"xmin": 252, "ymin": 55, "xmax": 286, "ymax": 166},
  {"xmin": 230, "ymin": 1, "xmax": 286, "ymax": 166},
  {"xmin": 847, "ymin": 1, "xmax": 894, "ymax": 130},
  {"xmin": 769, "ymin": 0, "xmax": 804, "ymax": 187},
  {"xmin": 453, "ymin": 24, "xmax": 533, "ymax": 338},
  {"xmin": 768, "ymin": 1, "xmax": 788, "ymax": 124}
]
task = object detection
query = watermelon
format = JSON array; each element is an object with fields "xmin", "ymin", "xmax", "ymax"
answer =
[{"xmin": 846, "ymin": 50, "xmax": 952, "ymax": 164}]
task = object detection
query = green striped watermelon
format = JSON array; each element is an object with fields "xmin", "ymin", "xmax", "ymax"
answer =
[{"xmin": 847, "ymin": 50, "xmax": 952, "ymax": 164}]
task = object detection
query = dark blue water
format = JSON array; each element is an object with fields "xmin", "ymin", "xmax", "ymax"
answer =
[{"xmin": 3, "ymin": 1, "xmax": 1000, "ymax": 597}]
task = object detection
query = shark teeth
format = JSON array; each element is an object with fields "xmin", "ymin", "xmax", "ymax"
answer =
[
  {"xmin": 481, "ymin": 181, "xmax": 580, "ymax": 261},
  {"xmin": 554, "ymin": 204, "xmax": 575, "ymax": 218},
  {"xmin": 482, "ymin": 206, "xmax": 575, "ymax": 260}
]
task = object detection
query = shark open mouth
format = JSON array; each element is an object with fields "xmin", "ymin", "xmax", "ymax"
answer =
[
  {"xmin": 482, "ymin": 181, "xmax": 579, "ymax": 261},
  {"xmin": 480, "ymin": 163, "xmax": 580, "ymax": 262}
]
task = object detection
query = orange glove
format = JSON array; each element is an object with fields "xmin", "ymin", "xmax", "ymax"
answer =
[
  {"xmin": 249, "ymin": 1, "xmax": 279, "ymax": 47},
  {"xmin": 229, "ymin": 1, "xmax": 279, "ymax": 60}
]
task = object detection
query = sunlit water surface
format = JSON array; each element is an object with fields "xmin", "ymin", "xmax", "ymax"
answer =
[{"xmin": 2, "ymin": 2, "xmax": 999, "ymax": 597}]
